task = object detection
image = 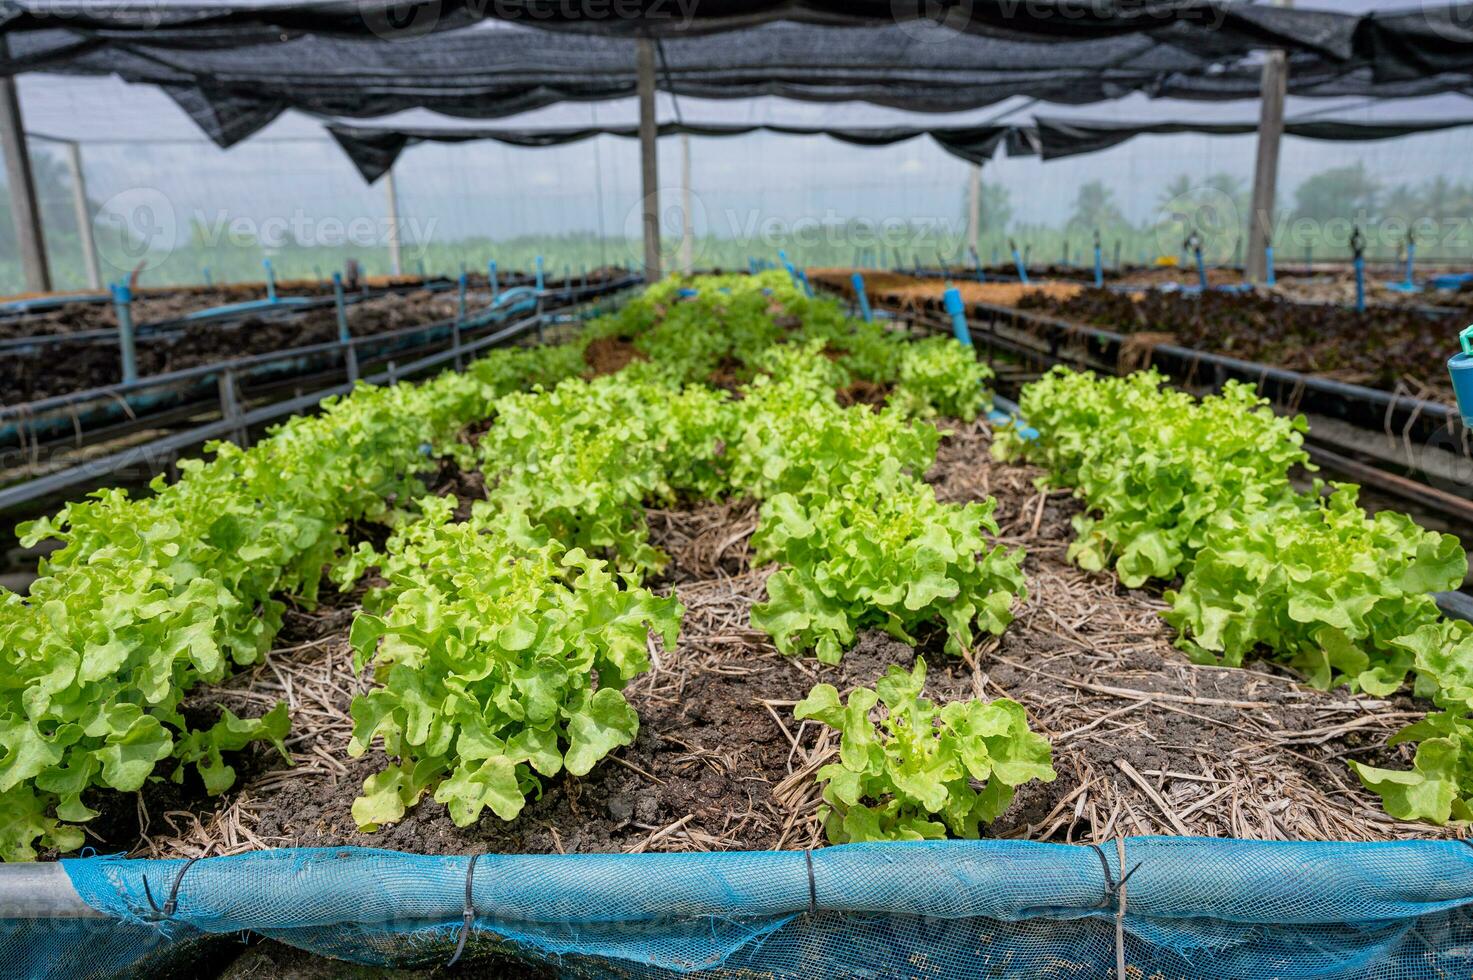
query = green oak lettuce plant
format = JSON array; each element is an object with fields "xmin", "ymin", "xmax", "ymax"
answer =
[
  {"xmin": 346, "ymin": 501, "xmax": 681, "ymax": 829},
  {"xmin": 995, "ymin": 368, "xmax": 1309, "ymax": 587},
  {"xmin": 795, "ymin": 659, "xmax": 1054, "ymax": 842},
  {"xmin": 751, "ymin": 475, "xmax": 1025, "ymax": 664},
  {"xmin": 1164, "ymin": 485, "xmax": 1466, "ymax": 695}
]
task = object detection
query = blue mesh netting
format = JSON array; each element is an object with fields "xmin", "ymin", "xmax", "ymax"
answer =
[{"xmin": 6, "ymin": 837, "xmax": 1473, "ymax": 979}]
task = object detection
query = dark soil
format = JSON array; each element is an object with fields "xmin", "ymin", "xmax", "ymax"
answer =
[
  {"xmin": 1, "ymin": 289, "xmax": 484, "ymax": 405},
  {"xmin": 582, "ymin": 335, "xmax": 648, "ymax": 379}
]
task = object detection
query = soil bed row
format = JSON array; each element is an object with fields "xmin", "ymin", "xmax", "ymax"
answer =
[
  {"xmin": 83, "ymin": 410, "xmax": 1453, "ymax": 864},
  {"xmin": 1, "ymin": 288, "xmax": 494, "ymax": 406}
]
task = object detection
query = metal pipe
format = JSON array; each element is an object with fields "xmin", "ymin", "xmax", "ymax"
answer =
[
  {"xmin": 64, "ymin": 140, "xmax": 102, "ymax": 290},
  {"xmin": 679, "ymin": 132, "xmax": 694, "ymax": 274},
  {"xmin": 0, "ymin": 55, "xmax": 51, "ymax": 292},
  {"xmin": 637, "ymin": 36, "xmax": 662, "ymax": 283},
  {"xmin": 384, "ymin": 166, "xmax": 403, "ymax": 277},
  {"xmin": 0, "ymin": 864, "xmax": 103, "ymax": 918},
  {"xmin": 1246, "ymin": 5, "xmax": 1289, "ymax": 284}
]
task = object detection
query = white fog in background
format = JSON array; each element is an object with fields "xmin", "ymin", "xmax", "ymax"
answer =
[{"xmin": 3, "ymin": 0, "xmax": 1470, "ymax": 287}]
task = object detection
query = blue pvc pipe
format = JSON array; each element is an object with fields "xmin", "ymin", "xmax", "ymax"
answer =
[
  {"xmin": 1266, "ymin": 246, "xmax": 1276, "ymax": 287},
  {"xmin": 112, "ymin": 283, "xmax": 138, "ymax": 384},
  {"xmin": 1355, "ymin": 255, "xmax": 1367, "ymax": 313},
  {"xmin": 263, "ymin": 259, "xmax": 277, "ymax": 303},
  {"xmin": 1406, "ymin": 243, "xmax": 1417, "ymax": 289},
  {"xmin": 1451, "ymin": 326, "xmax": 1473, "ymax": 425},
  {"xmin": 488, "ymin": 260, "xmax": 499, "ymax": 300},
  {"xmin": 1195, "ymin": 247, "xmax": 1208, "ymax": 292},
  {"xmin": 943, "ymin": 286, "xmax": 972, "ymax": 347},
  {"xmin": 535, "ymin": 256, "xmax": 545, "ymax": 292},
  {"xmin": 797, "ymin": 270, "xmax": 815, "ymax": 298},
  {"xmin": 1094, "ymin": 246, "xmax": 1104, "ymax": 288},
  {"xmin": 1012, "ymin": 248, "xmax": 1030, "ymax": 285},
  {"xmin": 851, "ymin": 273, "xmax": 873, "ymax": 322},
  {"xmin": 331, "ymin": 273, "xmax": 350, "ymax": 343},
  {"xmin": 203, "ymin": 266, "xmax": 213, "ymax": 288}
]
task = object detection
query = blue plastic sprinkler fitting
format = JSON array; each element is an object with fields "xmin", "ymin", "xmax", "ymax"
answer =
[
  {"xmin": 331, "ymin": 272, "xmax": 350, "ymax": 343},
  {"xmin": 488, "ymin": 260, "xmax": 499, "ymax": 300},
  {"xmin": 942, "ymin": 286, "xmax": 973, "ymax": 347},
  {"xmin": 1196, "ymin": 248, "xmax": 1208, "ymax": 293},
  {"xmin": 851, "ymin": 272, "xmax": 873, "ymax": 322},
  {"xmin": 1405, "ymin": 235, "xmax": 1418, "ymax": 290},
  {"xmin": 1352, "ymin": 227, "xmax": 1367, "ymax": 313},
  {"xmin": 1265, "ymin": 246, "xmax": 1276, "ymax": 288},
  {"xmin": 797, "ymin": 270, "xmax": 815, "ymax": 298},
  {"xmin": 203, "ymin": 266, "xmax": 213, "ymax": 288},
  {"xmin": 535, "ymin": 256, "xmax": 545, "ymax": 292},
  {"xmin": 1009, "ymin": 239, "xmax": 1029, "ymax": 285},
  {"xmin": 1450, "ymin": 325, "xmax": 1473, "ymax": 425},
  {"xmin": 263, "ymin": 258, "xmax": 277, "ymax": 303},
  {"xmin": 1093, "ymin": 232, "xmax": 1104, "ymax": 289},
  {"xmin": 111, "ymin": 282, "xmax": 138, "ymax": 384},
  {"xmin": 747, "ymin": 257, "xmax": 757, "ymax": 276}
]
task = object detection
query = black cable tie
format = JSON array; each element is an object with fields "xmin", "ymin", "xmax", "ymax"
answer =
[
  {"xmin": 143, "ymin": 856, "xmax": 199, "ymax": 921},
  {"xmin": 447, "ymin": 854, "xmax": 481, "ymax": 968},
  {"xmin": 1087, "ymin": 844, "xmax": 1142, "ymax": 912},
  {"xmin": 804, "ymin": 849, "xmax": 818, "ymax": 917}
]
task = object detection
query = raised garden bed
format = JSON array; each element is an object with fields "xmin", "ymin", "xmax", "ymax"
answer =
[
  {"xmin": 0, "ymin": 288, "xmax": 493, "ymax": 406},
  {"xmin": 88, "ymin": 382, "xmax": 1451, "ymax": 864}
]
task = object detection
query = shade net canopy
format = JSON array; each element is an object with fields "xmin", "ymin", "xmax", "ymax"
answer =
[
  {"xmin": 0, "ymin": 0, "xmax": 1362, "ymax": 55},
  {"xmin": 5, "ymin": 0, "xmax": 1473, "ymax": 294},
  {"xmin": 0, "ymin": 17, "xmax": 1367, "ymax": 151}
]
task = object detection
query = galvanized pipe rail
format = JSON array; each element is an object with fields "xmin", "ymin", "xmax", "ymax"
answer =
[{"xmin": 0, "ymin": 278, "xmax": 640, "ymax": 511}]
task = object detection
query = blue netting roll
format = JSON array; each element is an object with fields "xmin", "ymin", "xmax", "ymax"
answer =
[{"xmin": 6, "ymin": 837, "xmax": 1473, "ymax": 979}]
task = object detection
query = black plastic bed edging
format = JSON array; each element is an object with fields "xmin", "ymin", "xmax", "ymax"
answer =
[
  {"xmin": 0, "ymin": 278, "xmax": 641, "ymax": 512},
  {"xmin": 0, "ymin": 276, "xmax": 640, "ymax": 455},
  {"xmin": 908, "ymin": 292, "xmax": 1466, "ymax": 464}
]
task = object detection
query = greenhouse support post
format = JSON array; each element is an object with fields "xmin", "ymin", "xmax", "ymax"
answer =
[
  {"xmin": 680, "ymin": 132, "xmax": 694, "ymax": 274},
  {"xmin": 967, "ymin": 163, "xmax": 982, "ymax": 258},
  {"xmin": 63, "ymin": 140, "xmax": 103, "ymax": 290},
  {"xmin": 385, "ymin": 166, "xmax": 403, "ymax": 277},
  {"xmin": 0, "ymin": 52, "xmax": 52, "ymax": 293},
  {"xmin": 1246, "ymin": 0, "xmax": 1290, "ymax": 284},
  {"xmin": 637, "ymin": 36, "xmax": 661, "ymax": 283}
]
